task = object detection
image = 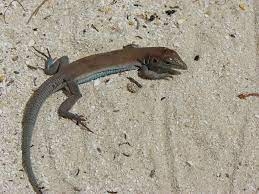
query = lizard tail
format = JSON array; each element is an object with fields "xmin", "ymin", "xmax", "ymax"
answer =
[{"xmin": 22, "ymin": 75, "xmax": 64, "ymax": 193}]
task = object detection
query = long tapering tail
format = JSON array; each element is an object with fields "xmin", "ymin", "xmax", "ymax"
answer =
[{"xmin": 22, "ymin": 75, "xmax": 64, "ymax": 193}]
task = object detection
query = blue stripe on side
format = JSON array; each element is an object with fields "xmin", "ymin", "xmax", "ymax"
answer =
[{"xmin": 77, "ymin": 66, "xmax": 137, "ymax": 85}]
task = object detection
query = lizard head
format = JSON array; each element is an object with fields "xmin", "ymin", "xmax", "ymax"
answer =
[
  {"xmin": 160, "ymin": 48, "xmax": 187, "ymax": 70},
  {"xmin": 141, "ymin": 48, "xmax": 187, "ymax": 77}
]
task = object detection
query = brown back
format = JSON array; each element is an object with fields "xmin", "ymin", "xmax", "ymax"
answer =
[{"xmin": 62, "ymin": 47, "xmax": 166, "ymax": 78}]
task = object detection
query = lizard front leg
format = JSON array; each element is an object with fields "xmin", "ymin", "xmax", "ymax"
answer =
[
  {"xmin": 137, "ymin": 57, "xmax": 174, "ymax": 80},
  {"xmin": 137, "ymin": 55, "xmax": 184, "ymax": 80},
  {"xmin": 138, "ymin": 65, "xmax": 173, "ymax": 80}
]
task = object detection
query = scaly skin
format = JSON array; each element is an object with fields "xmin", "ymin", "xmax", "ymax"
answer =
[{"xmin": 22, "ymin": 46, "xmax": 187, "ymax": 193}]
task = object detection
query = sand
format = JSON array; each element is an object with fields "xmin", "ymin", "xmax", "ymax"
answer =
[{"xmin": 0, "ymin": 0, "xmax": 258, "ymax": 193}]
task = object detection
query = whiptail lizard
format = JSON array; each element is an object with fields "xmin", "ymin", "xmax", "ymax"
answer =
[{"xmin": 22, "ymin": 45, "xmax": 187, "ymax": 193}]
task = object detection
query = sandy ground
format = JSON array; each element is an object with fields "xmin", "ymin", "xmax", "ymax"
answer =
[{"xmin": 0, "ymin": 0, "xmax": 258, "ymax": 193}]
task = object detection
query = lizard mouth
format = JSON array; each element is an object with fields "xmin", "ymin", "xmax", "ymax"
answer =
[
  {"xmin": 148, "ymin": 65, "xmax": 182, "ymax": 76},
  {"xmin": 145, "ymin": 59, "xmax": 186, "ymax": 77},
  {"xmin": 145, "ymin": 57, "xmax": 187, "ymax": 76}
]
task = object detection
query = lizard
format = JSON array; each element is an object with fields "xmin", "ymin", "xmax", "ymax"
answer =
[{"xmin": 22, "ymin": 45, "xmax": 187, "ymax": 193}]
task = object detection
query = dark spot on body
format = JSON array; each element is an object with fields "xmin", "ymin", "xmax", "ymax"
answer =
[{"xmin": 152, "ymin": 58, "xmax": 158, "ymax": 63}]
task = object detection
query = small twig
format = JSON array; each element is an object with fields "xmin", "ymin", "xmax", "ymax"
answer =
[
  {"xmin": 126, "ymin": 77, "xmax": 142, "ymax": 88},
  {"xmin": 91, "ymin": 24, "xmax": 99, "ymax": 32},
  {"xmin": 237, "ymin": 93, "xmax": 259, "ymax": 99},
  {"xmin": 27, "ymin": 0, "xmax": 50, "ymax": 24},
  {"xmin": 134, "ymin": 17, "xmax": 140, "ymax": 29},
  {"xmin": 118, "ymin": 142, "xmax": 132, "ymax": 147},
  {"xmin": 122, "ymin": 153, "xmax": 130, "ymax": 157},
  {"xmin": 107, "ymin": 191, "xmax": 118, "ymax": 194},
  {"xmin": 3, "ymin": 0, "xmax": 26, "ymax": 24},
  {"xmin": 33, "ymin": 77, "xmax": 37, "ymax": 86},
  {"xmin": 26, "ymin": 65, "xmax": 38, "ymax": 70}
]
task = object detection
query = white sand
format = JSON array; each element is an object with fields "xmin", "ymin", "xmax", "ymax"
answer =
[{"xmin": 0, "ymin": 0, "xmax": 258, "ymax": 193}]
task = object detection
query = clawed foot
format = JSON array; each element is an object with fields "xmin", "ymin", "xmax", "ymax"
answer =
[{"xmin": 71, "ymin": 114, "xmax": 94, "ymax": 133}]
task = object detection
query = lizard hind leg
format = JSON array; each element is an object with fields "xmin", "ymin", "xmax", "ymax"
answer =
[
  {"xmin": 58, "ymin": 80, "xmax": 93, "ymax": 132},
  {"xmin": 32, "ymin": 46, "xmax": 69, "ymax": 75}
]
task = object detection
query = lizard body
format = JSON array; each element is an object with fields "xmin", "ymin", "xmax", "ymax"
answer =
[{"xmin": 22, "ymin": 46, "xmax": 187, "ymax": 193}]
